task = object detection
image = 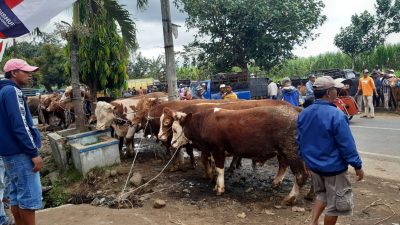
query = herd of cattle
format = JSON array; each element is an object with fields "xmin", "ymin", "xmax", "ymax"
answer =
[{"xmin": 28, "ymin": 91, "xmax": 313, "ymax": 205}]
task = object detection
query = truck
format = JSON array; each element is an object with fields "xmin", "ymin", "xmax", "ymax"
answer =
[{"xmin": 201, "ymin": 72, "xmax": 251, "ymax": 100}]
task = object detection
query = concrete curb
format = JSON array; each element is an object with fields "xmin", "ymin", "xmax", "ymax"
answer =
[{"xmin": 359, "ymin": 151, "xmax": 400, "ymax": 163}]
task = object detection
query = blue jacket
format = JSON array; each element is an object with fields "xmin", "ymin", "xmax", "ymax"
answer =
[
  {"xmin": 212, "ymin": 92, "xmax": 223, "ymax": 100},
  {"xmin": 297, "ymin": 99, "xmax": 362, "ymax": 176},
  {"xmin": 0, "ymin": 80, "xmax": 41, "ymax": 158},
  {"xmin": 282, "ymin": 86, "xmax": 300, "ymax": 106}
]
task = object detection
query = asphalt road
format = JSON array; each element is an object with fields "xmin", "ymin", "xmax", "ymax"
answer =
[{"xmin": 350, "ymin": 113, "xmax": 400, "ymax": 157}]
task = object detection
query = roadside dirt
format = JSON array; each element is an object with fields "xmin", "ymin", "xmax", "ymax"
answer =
[{"xmin": 37, "ymin": 136, "xmax": 400, "ymax": 225}]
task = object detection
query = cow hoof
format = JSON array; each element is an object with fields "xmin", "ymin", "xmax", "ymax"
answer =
[
  {"xmin": 282, "ymin": 195, "xmax": 297, "ymax": 206},
  {"xmin": 169, "ymin": 166, "xmax": 179, "ymax": 172},
  {"xmin": 191, "ymin": 162, "xmax": 197, "ymax": 169},
  {"xmin": 271, "ymin": 181, "xmax": 282, "ymax": 189},
  {"xmin": 215, "ymin": 188, "xmax": 225, "ymax": 196},
  {"xmin": 304, "ymin": 191, "xmax": 315, "ymax": 201}
]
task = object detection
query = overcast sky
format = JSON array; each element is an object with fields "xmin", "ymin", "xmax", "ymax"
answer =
[{"xmin": 46, "ymin": 0, "xmax": 400, "ymax": 60}]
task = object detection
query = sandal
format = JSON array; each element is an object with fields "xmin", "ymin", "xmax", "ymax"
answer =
[{"xmin": 361, "ymin": 115, "xmax": 368, "ymax": 118}]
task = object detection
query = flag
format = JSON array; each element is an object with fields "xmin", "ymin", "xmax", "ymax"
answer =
[
  {"xmin": 0, "ymin": 0, "xmax": 76, "ymax": 38},
  {"xmin": 0, "ymin": 39, "xmax": 11, "ymax": 61}
]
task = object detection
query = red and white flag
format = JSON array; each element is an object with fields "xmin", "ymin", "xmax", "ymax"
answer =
[{"xmin": 0, "ymin": 0, "xmax": 76, "ymax": 38}]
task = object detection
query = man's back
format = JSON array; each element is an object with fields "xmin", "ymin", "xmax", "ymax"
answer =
[{"xmin": 297, "ymin": 100, "xmax": 361, "ymax": 175}]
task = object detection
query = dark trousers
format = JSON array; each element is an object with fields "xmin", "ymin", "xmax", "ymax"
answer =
[{"xmin": 373, "ymin": 92, "xmax": 382, "ymax": 107}]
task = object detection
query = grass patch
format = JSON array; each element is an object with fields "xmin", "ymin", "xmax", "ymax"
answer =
[
  {"xmin": 64, "ymin": 168, "xmax": 83, "ymax": 184},
  {"xmin": 45, "ymin": 184, "xmax": 69, "ymax": 208}
]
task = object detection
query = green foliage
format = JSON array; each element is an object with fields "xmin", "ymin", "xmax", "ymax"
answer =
[
  {"xmin": 334, "ymin": 0, "xmax": 400, "ymax": 67},
  {"xmin": 1, "ymin": 34, "xmax": 67, "ymax": 90},
  {"xmin": 127, "ymin": 53, "xmax": 166, "ymax": 80},
  {"xmin": 267, "ymin": 44, "xmax": 400, "ymax": 79},
  {"xmin": 46, "ymin": 184, "xmax": 69, "ymax": 207},
  {"xmin": 65, "ymin": 168, "xmax": 83, "ymax": 184},
  {"xmin": 65, "ymin": 0, "xmax": 139, "ymax": 94},
  {"xmin": 176, "ymin": 66, "xmax": 208, "ymax": 80},
  {"xmin": 175, "ymin": 0, "xmax": 326, "ymax": 72}
]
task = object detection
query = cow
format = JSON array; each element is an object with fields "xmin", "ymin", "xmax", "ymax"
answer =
[
  {"xmin": 95, "ymin": 93, "xmax": 168, "ymax": 158},
  {"xmin": 130, "ymin": 99, "xmax": 237, "ymax": 171},
  {"xmin": 164, "ymin": 106, "xmax": 308, "ymax": 205},
  {"xmin": 46, "ymin": 100, "xmax": 75, "ymax": 128},
  {"xmin": 27, "ymin": 93, "xmax": 61, "ymax": 125},
  {"xmin": 157, "ymin": 100, "xmax": 300, "ymax": 174}
]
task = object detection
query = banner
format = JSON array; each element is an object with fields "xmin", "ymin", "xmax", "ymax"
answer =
[{"xmin": 0, "ymin": 0, "xmax": 76, "ymax": 38}]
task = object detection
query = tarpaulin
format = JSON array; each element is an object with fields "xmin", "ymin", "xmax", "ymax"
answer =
[{"xmin": 0, "ymin": 0, "xmax": 76, "ymax": 38}]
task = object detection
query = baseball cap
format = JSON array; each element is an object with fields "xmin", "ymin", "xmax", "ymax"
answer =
[
  {"xmin": 281, "ymin": 77, "xmax": 291, "ymax": 84},
  {"xmin": 219, "ymin": 84, "xmax": 226, "ymax": 88},
  {"xmin": 387, "ymin": 69, "xmax": 395, "ymax": 74},
  {"xmin": 313, "ymin": 76, "xmax": 344, "ymax": 90},
  {"xmin": 195, "ymin": 86, "xmax": 203, "ymax": 91},
  {"xmin": 309, "ymin": 74, "xmax": 316, "ymax": 78},
  {"xmin": 363, "ymin": 69, "xmax": 369, "ymax": 74},
  {"xmin": 4, "ymin": 59, "xmax": 39, "ymax": 72}
]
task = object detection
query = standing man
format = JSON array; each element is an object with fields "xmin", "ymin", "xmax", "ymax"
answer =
[
  {"xmin": 298, "ymin": 76, "xmax": 364, "ymax": 225},
  {"xmin": 212, "ymin": 84, "xmax": 226, "ymax": 100},
  {"xmin": 267, "ymin": 79, "xmax": 278, "ymax": 99},
  {"xmin": 281, "ymin": 77, "xmax": 301, "ymax": 106},
  {"xmin": 355, "ymin": 69, "xmax": 378, "ymax": 118},
  {"xmin": 192, "ymin": 86, "xmax": 205, "ymax": 99},
  {"xmin": 222, "ymin": 84, "xmax": 238, "ymax": 100},
  {"xmin": 304, "ymin": 74, "xmax": 316, "ymax": 108},
  {"xmin": 0, "ymin": 59, "xmax": 43, "ymax": 225},
  {"xmin": 382, "ymin": 71, "xmax": 394, "ymax": 110}
]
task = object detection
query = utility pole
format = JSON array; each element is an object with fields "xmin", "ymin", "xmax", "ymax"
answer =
[{"xmin": 160, "ymin": 0, "xmax": 178, "ymax": 101}]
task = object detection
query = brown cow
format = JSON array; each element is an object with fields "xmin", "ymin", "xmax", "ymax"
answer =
[
  {"xmin": 27, "ymin": 93, "xmax": 61, "ymax": 124},
  {"xmin": 158, "ymin": 100, "xmax": 300, "ymax": 174},
  {"xmin": 47, "ymin": 100, "xmax": 75, "ymax": 128},
  {"xmin": 128, "ymin": 100, "xmax": 215, "ymax": 169},
  {"xmin": 165, "ymin": 106, "xmax": 307, "ymax": 205}
]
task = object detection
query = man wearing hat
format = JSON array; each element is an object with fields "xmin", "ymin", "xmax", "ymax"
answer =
[
  {"xmin": 355, "ymin": 69, "xmax": 378, "ymax": 118},
  {"xmin": 0, "ymin": 59, "xmax": 43, "ymax": 225},
  {"xmin": 192, "ymin": 85, "xmax": 205, "ymax": 99},
  {"xmin": 382, "ymin": 70, "xmax": 395, "ymax": 110},
  {"xmin": 212, "ymin": 84, "xmax": 226, "ymax": 99},
  {"xmin": 298, "ymin": 76, "xmax": 364, "ymax": 225},
  {"xmin": 281, "ymin": 77, "xmax": 301, "ymax": 106}
]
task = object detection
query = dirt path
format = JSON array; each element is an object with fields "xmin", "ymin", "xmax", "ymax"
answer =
[{"xmin": 37, "ymin": 146, "xmax": 400, "ymax": 225}]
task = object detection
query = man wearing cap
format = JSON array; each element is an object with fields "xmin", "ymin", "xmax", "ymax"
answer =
[
  {"xmin": 212, "ymin": 84, "xmax": 226, "ymax": 100},
  {"xmin": 192, "ymin": 86, "xmax": 205, "ymax": 99},
  {"xmin": 382, "ymin": 70, "xmax": 395, "ymax": 110},
  {"xmin": 0, "ymin": 59, "xmax": 43, "ymax": 225},
  {"xmin": 298, "ymin": 76, "xmax": 364, "ymax": 225},
  {"xmin": 281, "ymin": 77, "xmax": 301, "ymax": 106},
  {"xmin": 355, "ymin": 69, "xmax": 378, "ymax": 118},
  {"xmin": 304, "ymin": 74, "xmax": 316, "ymax": 107}
]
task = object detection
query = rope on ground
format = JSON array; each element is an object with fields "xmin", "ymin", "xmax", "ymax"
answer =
[
  {"xmin": 119, "ymin": 118, "xmax": 150, "ymax": 199},
  {"xmin": 362, "ymin": 198, "xmax": 396, "ymax": 225},
  {"xmin": 118, "ymin": 146, "xmax": 179, "ymax": 201}
]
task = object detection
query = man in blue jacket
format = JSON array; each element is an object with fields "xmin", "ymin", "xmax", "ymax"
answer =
[
  {"xmin": 0, "ymin": 59, "xmax": 43, "ymax": 225},
  {"xmin": 297, "ymin": 76, "xmax": 364, "ymax": 225}
]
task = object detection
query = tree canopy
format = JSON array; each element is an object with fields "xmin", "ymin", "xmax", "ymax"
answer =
[
  {"xmin": 334, "ymin": 0, "xmax": 400, "ymax": 68},
  {"xmin": 175, "ymin": 0, "xmax": 326, "ymax": 72}
]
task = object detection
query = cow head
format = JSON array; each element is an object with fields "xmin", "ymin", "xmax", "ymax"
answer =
[
  {"xmin": 158, "ymin": 107, "xmax": 176, "ymax": 142},
  {"xmin": 95, "ymin": 101, "xmax": 115, "ymax": 130},
  {"xmin": 164, "ymin": 109, "xmax": 192, "ymax": 149},
  {"xmin": 46, "ymin": 100, "xmax": 59, "ymax": 112}
]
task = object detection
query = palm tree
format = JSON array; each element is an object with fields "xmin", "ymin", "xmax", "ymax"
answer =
[{"xmin": 68, "ymin": 0, "xmax": 148, "ymax": 130}]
